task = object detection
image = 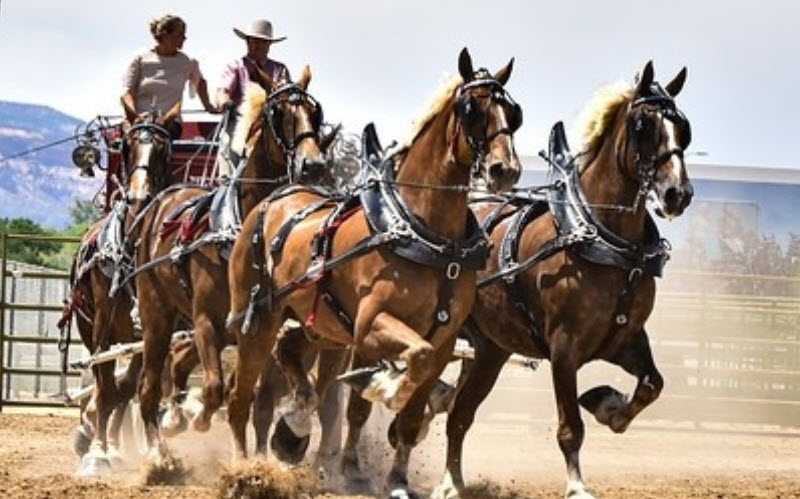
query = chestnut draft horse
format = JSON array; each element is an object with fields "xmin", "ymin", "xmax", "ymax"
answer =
[
  {"xmin": 226, "ymin": 48, "xmax": 521, "ymax": 494},
  {"xmin": 431, "ymin": 62, "xmax": 694, "ymax": 499},
  {"xmin": 63, "ymin": 113, "xmax": 175, "ymax": 475},
  {"xmin": 131, "ymin": 67, "xmax": 328, "ymax": 463}
]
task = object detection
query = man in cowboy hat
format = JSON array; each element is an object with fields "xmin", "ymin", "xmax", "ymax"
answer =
[{"xmin": 215, "ymin": 19, "xmax": 290, "ymax": 175}]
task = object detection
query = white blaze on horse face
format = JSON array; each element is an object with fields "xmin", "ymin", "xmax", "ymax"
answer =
[
  {"xmin": 649, "ymin": 114, "xmax": 685, "ymax": 218},
  {"xmin": 661, "ymin": 118, "xmax": 683, "ymax": 181},
  {"xmin": 129, "ymin": 142, "xmax": 154, "ymax": 200}
]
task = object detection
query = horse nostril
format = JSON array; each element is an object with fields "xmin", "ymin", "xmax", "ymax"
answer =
[
  {"xmin": 488, "ymin": 162, "xmax": 504, "ymax": 180},
  {"xmin": 664, "ymin": 187, "xmax": 680, "ymax": 208},
  {"xmin": 301, "ymin": 158, "xmax": 326, "ymax": 181}
]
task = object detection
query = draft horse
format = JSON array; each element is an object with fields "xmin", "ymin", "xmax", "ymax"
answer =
[
  {"xmin": 132, "ymin": 67, "xmax": 328, "ymax": 463},
  {"xmin": 225, "ymin": 48, "xmax": 522, "ymax": 494},
  {"xmin": 432, "ymin": 62, "xmax": 693, "ymax": 499},
  {"xmin": 63, "ymin": 111, "xmax": 175, "ymax": 475}
]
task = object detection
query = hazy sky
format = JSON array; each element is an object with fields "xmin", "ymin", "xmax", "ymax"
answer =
[{"xmin": 1, "ymin": 1, "xmax": 798, "ymax": 168}]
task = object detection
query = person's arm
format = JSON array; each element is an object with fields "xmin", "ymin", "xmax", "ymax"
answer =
[
  {"xmin": 160, "ymin": 100, "xmax": 182, "ymax": 125},
  {"xmin": 197, "ymin": 78, "xmax": 219, "ymax": 114},
  {"xmin": 121, "ymin": 55, "xmax": 143, "ymax": 123},
  {"xmin": 216, "ymin": 88, "xmax": 236, "ymax": 112},
  {"xmin": 120, "ymin": 91, "xmax": 141, "ymax": 124}
]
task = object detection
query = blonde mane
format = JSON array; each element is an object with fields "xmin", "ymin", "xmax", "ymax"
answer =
[
  {"xmin": 574, "ymin": 81, "xmax": 635, "ymax": 166},
  {"xmin": 230, "ymin": 83, "xmax": 267, "ymax": 155},
  {"xmin": 387, "ymin": 74, "xmax": 463, "ymax": 158}
]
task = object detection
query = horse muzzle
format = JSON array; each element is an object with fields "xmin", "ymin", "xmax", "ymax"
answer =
[
  {"xmin": 482, "ymin": 158, "xmax": 521, "ymax": 193},
  {"xmin": 654, "ymin": 180, "xmax": 693, "ymax": 218},
  {"xmin": 295, "ymin": 155, "xmax": 327, "ymax": 184}
]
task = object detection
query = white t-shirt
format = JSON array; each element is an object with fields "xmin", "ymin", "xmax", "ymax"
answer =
[{"xmin": 122, "ymin": 49, "xmax": 202, "ymax": 121}]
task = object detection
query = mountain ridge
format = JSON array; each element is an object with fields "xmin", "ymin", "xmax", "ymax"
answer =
[{"xmin": 0, "ymin": 100, "xmax": 102, "ymax": 229}]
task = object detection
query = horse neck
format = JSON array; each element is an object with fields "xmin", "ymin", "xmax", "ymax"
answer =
[
  {"xmin": 579, "ymin": 121, "xmax": 647, "ymax": 242},
  {"xmin": 395, "ymin": 109, "xmax": 469, "ymax": 239},
  {"xmin": 237, "ymin": 129, "xmax": 286, "ymax": 215}
]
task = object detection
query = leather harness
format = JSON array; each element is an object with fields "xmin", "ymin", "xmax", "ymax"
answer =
[{"xmin": 475, "ymin": 121, "xmax": 672, "ymax": 356}]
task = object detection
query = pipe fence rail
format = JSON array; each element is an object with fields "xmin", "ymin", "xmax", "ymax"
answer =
[
  {"xmin": 2, "ymin": 231, "xmax": 800, "ymax": 431},
  {"xmin": 1, "ymin": 233, "xmax": 83, "ymax": 412}
]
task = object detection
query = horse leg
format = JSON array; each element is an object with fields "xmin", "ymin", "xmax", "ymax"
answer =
[
  {"xmin": 314, "ymin": 348, "xmax": 348, "ymax": 470},
  {"xmin": 107, "ymin": 352, "xmax": 142, "ymax": 462},
  {"xmin": 227, "ymin": 311, "xmax": 279, "ymax": 460},
  {"xmin": 340, "ymin": 353, "xmax": 374, "ymax": 491},
  {"xmin": 343, "ymin": 312, "xmax": 437, "ymax": 411},
  {"xmin": 137, "ymin": 309, "xmax": 175, "ymax": 461},
  {"xmin": 77, "ymin": 301, "xmax": 119, "ymax": 476},
  {"xmin": 190, "ymin": 312, "xmax": 226, "ymax": 432},
  {"xmin": 77, "ymin": 359, "xmax": 118, "ymax": 476},
  {"xmin": 431, "ymin": 333, "xmax": 510, "ymax": 499},
  {"xmin": 551, "ymin": 334, "xmax": 594, "ymax": 499},
  {"xmin": 385, "ymin": 335, "xmax": 456, "ymax": 496},
  {"xmin": 271, "ymin": 326, "xmax": 319, "ymax": 464},
  {"xmin": 578, "ymin": 328, "xmax": 663, "ymax": 433},
  {"xmin": 161, "ymin": 339, "xmax": 198, "ymax": 436},
  {"xmin": 253, "ymin": 352, "xmax": 281, "ymax": 456}
]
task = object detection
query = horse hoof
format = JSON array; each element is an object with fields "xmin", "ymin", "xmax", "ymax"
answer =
[
  {"xmin": 337, "ymin": 365, "xmax": 383, "ymax": 393},
  {"xmin": 76, "ymin": 454, "xmax": 112, "ymax": 477},
  {"xmin": 73, "ymin": 424, "xmax": 93, "ymax": 457},
  {"xmin": 270, "ymin": 417, "xmax": 310, "ymax": 464},
  {"xmin": 341, "ymin": 456, "xmax": 372, "ymax": 493},
  {"xmin": 160, "ymin": 410, "xmax": 188, "ymax": 438},
  {"xmin": 430, "ymin": 483, "xmax": 461, "ymax": 499},
  {"xmin": 578, "ymin": 385, "xmax": 616, "ymax": 412},
  {"xmin": 579, "ymin": 385, "xmax": 629, "ymax": 429},
  {"xmin": 191, "ymin": 414, "xmax": 212, "ymax": 433},
  {"xmin": 388, "ymin": 487, "xmax": 420, "ymax": 499},
  {"xmin": 106, "ymin": 446, "xmax": 125, "ymax": 468}
]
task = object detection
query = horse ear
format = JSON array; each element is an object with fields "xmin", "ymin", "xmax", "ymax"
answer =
[
  {"xmin": 635, "ymin": 60, "xmax": 654, "ymax": 96},
  {"xmin": 494, "ymin": 57, "xmax": 514, "ymax": 86},
  {"xmin": 320, "ymin": 123, "xmax": 341, "ymax": 153},
  {"xmin": 458, "ymin": 47, "xmax": 474, "ymax": 82},
  {"xmin": 297, "ymin": 65, "xmax": 312, "ymax": 90},
  {"xmin": 665, "ymin": 67, "xmax": 687, "ymax": 97}
]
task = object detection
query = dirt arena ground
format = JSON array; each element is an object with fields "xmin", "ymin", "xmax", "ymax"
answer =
[{"xmin": 1, "ymin": 403, "xmax": 799, "ymax": 499}]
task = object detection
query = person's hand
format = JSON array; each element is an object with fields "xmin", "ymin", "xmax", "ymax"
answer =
[
  {"xmin": 222, "ymin": 100, "xmax": 236, "ymax": 112},
  {"xmin": 205, "ymin": 102, "xmax": 222, "ymax": 114}
]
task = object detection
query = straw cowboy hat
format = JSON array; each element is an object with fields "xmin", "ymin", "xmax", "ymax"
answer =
[{"xmin": 233, "ymin": 19, "xmax": 286, "ymax": 42}]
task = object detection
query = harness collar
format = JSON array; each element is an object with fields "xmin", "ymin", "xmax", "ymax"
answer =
[
  {"xmin": 547, "ymin": 122, "xmax": 670, "ymax": 276},
  {"xmin": 360, "ymin": 157, "xmax": 491, "ymax": 273}
]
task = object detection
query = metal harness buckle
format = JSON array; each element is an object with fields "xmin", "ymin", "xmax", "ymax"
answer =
[{"xmin": 446, "ymin": 262, "xmax": 461, "ymax": 280}]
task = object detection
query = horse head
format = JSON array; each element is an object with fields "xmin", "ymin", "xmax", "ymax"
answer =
[
  {"xmin": 622, "ymin": 61, "xmax": 694, "ymax": 218},
  {"xmin": 121, "ymin": 109, "xmax": 173, "ymax": 201},
  {"xmin": 453, "ymin": 47, "xmax": 522, "ymax": 192},
  {"xmin": 256, "ymin": 66, "xmax": 327, "ymax": 184}
]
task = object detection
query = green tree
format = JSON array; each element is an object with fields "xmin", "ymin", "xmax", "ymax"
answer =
[
  {"xmin": 65, "ymin": 198, "xmax": 102, "ymax": 236},
  {"xmin": 0, "ymin": 217, "xmax": 62, "ymax": 266}
]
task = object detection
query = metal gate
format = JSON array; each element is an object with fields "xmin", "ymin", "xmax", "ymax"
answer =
[{"xmin": 0, "ymin": 233, "xmax": 84, "ymax": 411}]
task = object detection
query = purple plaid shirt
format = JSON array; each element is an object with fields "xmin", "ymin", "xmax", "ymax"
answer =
[{"xmin": 219, "ymin": 56, "xmax": 290, "ymax": 105}]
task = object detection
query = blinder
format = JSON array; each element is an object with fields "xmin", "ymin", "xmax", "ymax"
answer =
[
  {"xmin": 453, "ymin": 75, "xmax": 522, "ymax": 180},
  {"xmin": 623, "ymin": 83, "xmax": 692, "ymax": 200},
  {"xmin": 455, "ymin": 77, "xmax": 522, "ymax": 150},
  {"xmin": 264, "ymin": 83, "xmax": 324, "ymax": 151},
  {"xmin": 123, "ymin": 122, "xmax": 172, "ymax": 173}
]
